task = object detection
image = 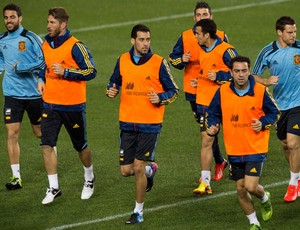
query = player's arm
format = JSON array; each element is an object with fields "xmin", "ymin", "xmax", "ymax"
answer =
[
  {"xmin": 206, "ymin": 89, "xmax": 222, "ymax": 135},
  {"xmin": 0, "ymin": 50, "xmax": 4, "ymax": 74},
  {"xmin": 259, "ymin": 87, "xmax": 281, "ymax": 130},
  {"xmin": 215, "ymin": 48, "xmax": 238, "ymax": 83},
  {"xmin": 63, "ymin": 42, "xmax": 97, "ymax": 81},
  {"xmin": 168, "ymin": 35, "xmax": 187, "ymax": 70},
  {"xmin": 106, "ymin": 58, "xmax": 121, "ymax": 98},
  {"xmin": 15, "ymin": 33, "xmax": 45, "ymax": 75},
  {"xmin": 252, "ymin": 45, "xmax": 279, "ymax": 86},
  {"xmin": 157, "ymin": 59, "xmax": 179, "ymax": 105}
]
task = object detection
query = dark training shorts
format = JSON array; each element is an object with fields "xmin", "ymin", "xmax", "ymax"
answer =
[
  {"xmin": 4, "ymin": 96, "xmax": 42, "ymax": 125},
  {"xmin": 119, "ymin": 131, "xmax": 159, "ymax": 165},
  {"xmin": 40, "ymin": 109, "xmax": 88, "ymax": 152},
  {"xmin": 276, "ymin": 106, "xmax": 300, "ymax": 140},
  {"xmin": 229, "ymin": 161, "xmax": 263, "ymax": 181}
]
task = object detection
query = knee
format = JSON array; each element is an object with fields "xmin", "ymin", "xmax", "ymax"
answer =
[
  {"xmin": 286, "ymin": 140, "xmax": 300, "ymax": 152},
  {"xmin": 120, "ymin": 166, "xmax": 134, "ymax": 177},
  {"xmin": 244, "ymin": 183, "xmax": 257, "ymax": 194}
]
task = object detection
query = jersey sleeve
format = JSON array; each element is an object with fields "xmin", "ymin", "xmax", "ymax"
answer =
[{"xmin": 64, "ymin": 42, "xmax": 97, "ymax": 81}]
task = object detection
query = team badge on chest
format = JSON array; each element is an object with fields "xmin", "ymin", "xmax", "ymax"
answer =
[
  {"xmin": 18, "ymin": 41, "xmax": 26, "ymax": 52},
  {"xmin": 294, "ymin": 54, "xmax": 300, "ymax": 65}
]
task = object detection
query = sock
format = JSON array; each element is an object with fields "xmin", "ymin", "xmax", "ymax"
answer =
[
  {"xmin": 48, "ymin": 174, "xmax": 59, "ymax": 189},
  {"xmin": 201, "ymin": 170, "xmax": 211, "ymax": 184},
  {"xmin": 145, "ymin": 165, "xmax": 152, "ymax": 178},
  {"xmin": 53, "ymin": 146, "xmax": 57, "ymax": 156},
  {"xmin": 11, "ymin": 164, "xmax": 21, "ymax": 178},
  {"xmin": 289, "ymin": 171, "xmax": 299, "ymax": 186},
  {"xmin": 212, "ymin": 135, "xmax": 224, "ymax": 164},
  {"xmin": 261, "ymin": 192, "xmax": 268, "ymax": 203},
  {"xmin": 246, "ymin": 212, "xmax": 260, "ymax": 225},
  {"xmin": 83, "ymin": 165, "xmax": 94, "ymax": 181},
  {"xmin": 133, "ymin": 201, "xmax": 144, "ymax": 215}
]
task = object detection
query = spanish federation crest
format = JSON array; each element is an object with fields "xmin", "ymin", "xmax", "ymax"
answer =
[
  {"xmin": 18, "ymin": 41, "xmax": 26, "ymax": 52},
  {"xmin": 294, "ymin": 54, "xmax": 300, "ymax": 65}
]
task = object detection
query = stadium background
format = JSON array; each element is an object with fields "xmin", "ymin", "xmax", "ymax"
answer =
[{"xmin": 0, "ymin": 0, "xmax": 299, "ymax": 229}]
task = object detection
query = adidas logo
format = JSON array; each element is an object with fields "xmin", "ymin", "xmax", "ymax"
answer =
[
  {"xmin": 3, "ymin": 45, "xmax": 7, "ymax": 49},
  {"xmin": 250, "ymin": 107, "xmax": 255, "ymax": 111},
  {"xmin": 125, "ymin": 82, "xmax": 134, "ymax": 90},
  {"xmin": 250, "ymin": 167, "xmax": 257, "ymax": 173},
  {"xmin": 145, "ymin": 152, "xmax": 150, "ymax": 157},
  {"xmin": 73, "ymin": 124, "xmax": 80, "ymax": 128},
  {"xmin": 231, "ymin": 114, "xmax": 239, "ymax": 121},
  {"xmin": 273, "ymin": 60, "xmax": 278, "ymax": 65},
  {"xmin": 293, "ymin": 124, "xmax": 299, "ymax": 130},
  {"xmin": 145, "ymin": 76, "xmax": 151, "ymax": 80}
]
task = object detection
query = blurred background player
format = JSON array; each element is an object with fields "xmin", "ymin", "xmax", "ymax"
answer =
[
  {"xmin": 192, "ymin": 19, "xmax": 238, "ymax": 195},
  {"xmin": 252, "ymin": 16, "xmax": 300, "ymax": 202},
  {"xmin": 0, "ymin": 3, "xmax": 45, "ymax": 190},
  {"xmin": 168, "ymin": 1, "xmax": 229, "ymax": 183}
]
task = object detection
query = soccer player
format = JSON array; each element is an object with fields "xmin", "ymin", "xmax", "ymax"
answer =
[
  {"xmin": 0, "ymin": 3, "xmax": 45, "ymax": 190},
  {"xmin": 107, "ymin": 24, "xmax": 178, "ymax": 224},
  {"xmin": 38, "ymin": 7, "xmax": 97, "ymax": 204},
  {"xmin": 207, "ymin": 56, "xmax": 280, "ymax": 230},
  {"xmin": 192, "ymin": 19, "xmax": 238, "ymax": 195},
  {"xmin": 252, "ymin": 16, "xmax": 300, "ymax": 202},
  {"xmin": 168, "ymin": 1, "xmax": 229, "ymax": 183}
]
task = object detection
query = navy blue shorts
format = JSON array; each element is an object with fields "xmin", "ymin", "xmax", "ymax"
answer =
[
  {"xmin": 229, "ymin": 161, "xmax": 263, "ymax": 181},
  {"xmin": 4, "ymin": 96, "xmax": 42, "ymax": 125},
  {"xmin": 276, "ymin": 106, "xmax": 300, "ymax": 140},
  {"xmin": 40, "ymin": 109, "xmax": 88, "ymax": 152},
  {"xmin": 119, "ymin": 131, "xmax": 159, "ymax": 165}
]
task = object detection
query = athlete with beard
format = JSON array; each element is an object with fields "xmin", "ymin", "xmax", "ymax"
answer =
[{"xmin": 0, "ymin": 3, "xmax": 45, "ymax": 190}]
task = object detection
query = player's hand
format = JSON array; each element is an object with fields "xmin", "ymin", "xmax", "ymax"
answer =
[
  {"xmin": 38, "ymin": 82, "xmax": 45, "ymax": 95},
  {"xmin": 12, "ymin": 62, "xmax": 19, "ymax": 72},
  {"xmin": 190, "ymin": 78, "xmax": 198, "ymax": 88},
  {"xmin": 51, "ymin": 63, "xmax": 65, "ymax": 76},
  {"xmin": 251, "ymin": 118, "xmax": 262, "ymax": 132},
  {"xmin": 148, "ymin": 88, "xmax": 160, "ymax": 104},
  {"xmin": 268, "ymin": 75, "xmax": 279, "ymax": 85},
  {"xmin": 207, "ymin": 70, "xmax": 216, "ymax": 81},
  {"xmin": 182, "ymin": 50, "xmax": 192, "ymax": 63},
  {"xmin": 207, "ymin": 124, "xmax": 220, "ymax": 136},
  {"xmin": 107, "ymin": 83, "xmax": 119, "ymax": 98}
]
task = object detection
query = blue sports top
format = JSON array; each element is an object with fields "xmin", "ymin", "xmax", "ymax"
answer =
[
  {"xmin": 0, "ymin": 25, "xmax": 45, "ymax": 99},
  {"xmin": 252, "ymin": 40, "xmax": 300, "ymax": 111}
]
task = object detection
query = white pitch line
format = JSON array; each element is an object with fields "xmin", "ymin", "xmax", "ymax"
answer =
[
  {"xmin": 46, "ymin": 180, "xmax": 288, "ymax": 230},
  {"xmin": 71, "ymin": 0, "xmax": 290, "ymax": 33},
  {"xmin": 38, "ymin": 0, "xmax": 290, "ymax": 37}
]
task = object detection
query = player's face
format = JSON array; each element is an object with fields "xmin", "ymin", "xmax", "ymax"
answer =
[
  {"xmin": 194, "ymin": 8, "xmax": 212, "ymax": 22},
  {"xmin": 47, "ymin": 15, "xmax": 66, "ymax": 38},
  {"xmin": 194, "ymin": 26, "xmax": 207, "ymax": 46},
  {"xmin": 231, "ymin": 62, "xmax": 250, "ymax": 90},
  {"xmin": 4, "ymin": 10, "xmax": 22, "ymax": 32},
  {"xmin": 131, "ymin": 31, "xmax": 150, "ymax": 56},
  {"xmin": 280, "ymin": 24, "xmax": 297, "ymax": 46}
]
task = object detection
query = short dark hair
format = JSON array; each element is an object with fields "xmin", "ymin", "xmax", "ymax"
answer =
[
  {"xmin": 229, "ymin": 56, "xmax": 250, "ymax": 70},
  {"xmin": 276, "ymin": 16, "xmax": 295, "ymax": 32},
  {"xmin": 131, "ymin": 24, "xmax": 150, "ymax": 39},
  {"xmin": 194, "ymin": 1, "xmax": 211, "ymax": 15},
  {"xmin": 48, "ymin": 7, "xmax": 69, "ymax": 23},
  {"xmin": 195, "ymin": 19, "xmax": 216, "ymax": 39},
  {"xmin": 3, "ymin": 3, "xmax": 22, "ymax": 17}
]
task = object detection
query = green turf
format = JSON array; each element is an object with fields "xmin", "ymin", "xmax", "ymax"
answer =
[{"xmin": 0, "ymin": 0, "xmax": 300, "ymax": 229}]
